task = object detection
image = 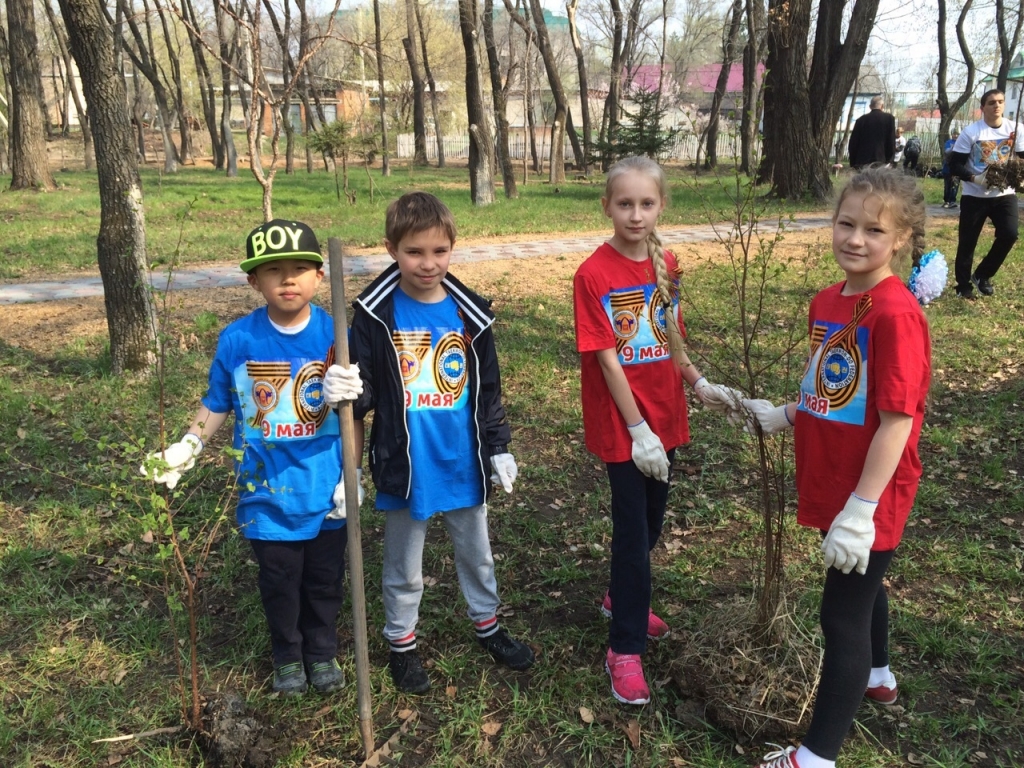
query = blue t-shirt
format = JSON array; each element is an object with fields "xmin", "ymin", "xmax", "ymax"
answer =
[
  {"xmin": 375, "ymin": 288, "xmax": 483, "ymax": 519},
  {"xmin": 203, "ymin": 305, "xmax": 344, "ymax": 540}
]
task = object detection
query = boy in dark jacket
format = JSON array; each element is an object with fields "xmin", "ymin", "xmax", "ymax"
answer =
[{"xmin": 348, "ymin": 192, "xmax": 534, "ymax": 694}]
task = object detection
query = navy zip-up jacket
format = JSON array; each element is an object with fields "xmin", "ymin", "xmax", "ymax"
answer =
[{"xmin": 350, "ymin": 263, "xmax": 512, "ymax": 502}]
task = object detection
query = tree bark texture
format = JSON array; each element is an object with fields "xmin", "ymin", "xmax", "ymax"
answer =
[
  {"xmin": 180, "ymin": 0, "xmax": 223, "ymax": 168},
  {"xmin": 414, "ymin": 0, "xmax": 445, "ymax": 167},
  {"xmin": 483, "ymin": 0, "xmax": 518, "ymax": 197},
  {"xmin": 57, "ymin": 0, "xmax": 158, "ymax": 374},
  {"xmin": 457, "ymin": 0, "xmax": 495, "ymax": 204},
  {"xmin": 936, "ymin": 0, "xmax": 976, "ymax": 144},
  {"xmin": 761, "ymin": 0, "xmax": 879, "ymax": 200},
  {"xmin": 527, "ymin": 0, "xmax": 567, "ymax": 183},
  {"xmin": 702, "ymin": 0, "xmax": 742, "ymax": 169},
  {"xmin": 43, "ymin": 0, "xmax": 95, "ymax": 170},
  {"xmin": 6, "ymin": 0, "xmax": 57, "ymax": 190},
  {"xmin": 403, "ymin": 0, "xmax": 428, "ymax": 165},
  {"xmin": 373, "ymin": 0, "xmax": 390, "ymax": 175},
  {"xmin": 566, "ymin": 0, "xmax": 590, "ymax": 172},
  {"xmin": 740, "ymin": 0, "xmax": 766, "ymax": 174}
]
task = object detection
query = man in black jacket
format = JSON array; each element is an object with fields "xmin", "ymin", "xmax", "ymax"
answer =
[{"xmin": 848, "ymin": 96, "xmax": 897, "ymax": 169}]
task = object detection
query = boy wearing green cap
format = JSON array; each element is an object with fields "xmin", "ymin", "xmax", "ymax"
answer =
[{"xmin": 141, "ymin": 219, "xmax": 365, "ymax": 696}]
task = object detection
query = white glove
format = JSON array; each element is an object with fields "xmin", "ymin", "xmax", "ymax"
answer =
[
  {"xmin": 693, "ymin": 377, "xmax": 745, "ymax": 413},
  {"xmin": 489, "ymin": 453, "xmax": 518, "ymax": 493},
  {"xmin": 739, "ymin": 399, "xmax": 794, "ymax": 435},
  {"xmin": 323, "ymin": 363, "xmax": 363, "ymax": 406},
  {"xmin": 973, "ymin": 167, "xmax": 991, "ymax": 188},
  {"xmin": 327, "ymin": 468, "xmax": 365, "ymax": 520},
  {"xmin": 821, "ymin": 494, "xmax": 877, "ymax": 575},
  {"xmin": 626, "ymin": 420, "xmax": 670, "ymax": 483},
  {"xmin": 139, "ymin": 434, "xmax": 203, "ymax": 490}
]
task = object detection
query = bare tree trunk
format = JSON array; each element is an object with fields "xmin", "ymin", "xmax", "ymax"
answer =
[
  {"xmin": 0, "ymin": 21, "xmax": 12, "ymax": 174},
  {"xmin": 524, "ymin": 11, "xmax": 539, "ymax": 173},
  {"xmin": 937, "ymin": 0, "xmax": 976, "ymax": 144},
  {"xmin": 566, "ymin": 0, "xmax": 590, "ymax": 173},
  {"xmin": 131, "ymin": 67, "xmax": 148, "ymax": 163},
  {"xmin": 995, "ymin": 0, "xmax": 1024, "ymax": 92},
  {"xmin": 458, "ymin": 0, "xmax": 495, "ymax": 204},
  {"xmin": 483, "ymin": 0, "xmax": 517, "ymax": 197},
  {"xmin": 180, "ymin": 0, "xmax": 222, "ymax": 168},
  {"xmin": 761, "ymin": 0, "xmax": 880, "ymax": 199},
  {"xmin": 58, "ymin": 0, "xmax": 157, "ymax": 374},
  {"xmin": 44, "ymin": 0, "xmax": 94, "ymax": 170},
  {"xmin": 527, "ymin": 0, "xmax": 567, "ymax": 182},
  {"xmin": 403, "ymin": 0, "xmax": 428, "ymax": 165},
  {"xmin": 602, "ymin": 0, "xmax": 624, "ymax": 169},
  {"xmin": 740, "ymin": 0, "xmax": 766, "ymax": 174},
  {"xmin": 373, "ymin": 0, "xmax": 390, "ymax": 175},
  {"xmin": 152, "ymin": 0, "xmax": 192, "ymax": 164},
  {"xmin": 414, "ymin": 0, "xmax": 444, "ymax": 168},
  {"xmin": 114, "ymin": 0, "xmax": 179, "ymax": 172},
  {"xmin": 215, "ymin": 0, "xmax": 238, "ymax": 177},
  {"xmin": 701, "ymin": 0, "xmax": 742, "ymax": 170},
  {"xmin": 261, "ymin": 0, "xmax": 296, "ymax": 174},
  {"xmin": 6, "ymin": 0, "xmax": 57, "ymax": 190}
]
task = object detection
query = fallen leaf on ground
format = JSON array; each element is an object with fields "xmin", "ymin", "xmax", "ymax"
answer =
[{"xmin": 579, "ymin": 706, "xmax": 594, "ymax": 724}]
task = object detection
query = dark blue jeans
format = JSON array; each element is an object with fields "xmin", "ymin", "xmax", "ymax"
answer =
[
  {"xmin": 250, "ymin": 526, "xmax": 348, "ymax": 665},
  {"xmin": 606, "ymin": 449, "xmax": 675, "ymax": 655}
]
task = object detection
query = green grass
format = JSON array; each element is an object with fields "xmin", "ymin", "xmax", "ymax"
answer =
[{"xmin": 1, "ymin": 170, "xmax": 1021, "ymax": 766}]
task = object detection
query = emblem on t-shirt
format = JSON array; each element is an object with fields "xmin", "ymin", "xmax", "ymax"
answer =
[
  {"xmin": 800, "ymin": 295, "xmax": 871, "ymax": 424},
  {"xmin": 648, "ymin": 294, "xmax": 670, "ymax": 346},
  {"xmin": 245, "ymin": 362, "xmax": 291, "ymax": 427},
  {"xmin": 434, "ymin": 331, "xmax": 468, "ymax": 401},
  {"xmin": 292, "ymin": 360, "xmax": 328, "ymax": 428},
  {"xmin": 393, "ymin": 330, "xmax": 431, "ymax": 383},
  {"xmin": 609, "ymin": 289, "xmax": 645, "ymax": 353}
]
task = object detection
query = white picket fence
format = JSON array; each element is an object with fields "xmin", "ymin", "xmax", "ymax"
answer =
[{"xmin": 397, "ymin": 131, "xmax": 755, "ymax": 163}]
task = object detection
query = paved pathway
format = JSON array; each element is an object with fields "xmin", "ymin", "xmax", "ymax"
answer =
[{"xmin": 0, "ymin": 207, "xmax": 957, "ymax": 305}]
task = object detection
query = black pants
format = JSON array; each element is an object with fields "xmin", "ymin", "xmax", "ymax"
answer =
[
  {"xmin": 606, "ymin": 449, "xmax": 675, "ymax": 655},
  {"xmin": 249, "ymin": 526, "xmax": 347, "ymax": 666},
  {"xmin": 903, "ymin": 154, "xmax": 919, "ymax": 173},
  {"xmin": 802, "ymin": 548, "xmax": 895, "ymax": 761},
  {"xmin": 955, "ymin": 194, "xmax": 1019, "ymax": 290}
]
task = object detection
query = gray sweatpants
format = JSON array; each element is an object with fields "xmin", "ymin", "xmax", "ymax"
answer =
[{"xmin": 381, "ymin": 504, "xmax": 501, "ymax": 643}]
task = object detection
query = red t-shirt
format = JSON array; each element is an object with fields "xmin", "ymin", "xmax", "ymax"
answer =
[
  {"xmin": 573, "ymin": 242, "xmax": 690, "ymax": 463},
  {"xmin": 795, "ymin": 276, "xmax": 931, "ymax": 549}
]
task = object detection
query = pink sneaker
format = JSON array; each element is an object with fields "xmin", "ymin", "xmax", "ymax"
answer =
[
  {"xmin": 605, "ymin": 648, "xmax": 650, "ymax": 705},
  {"xmin": 752, "ymin": 745, "xmax": 801, "ymax": 768},
  {"xmin": 600, "ymin": 592, "xmax": 670, "ymax": 640}
]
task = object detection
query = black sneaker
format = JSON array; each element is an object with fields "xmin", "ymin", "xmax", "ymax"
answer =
[
  {"xmin": 955, "ymin": 285, "xmax": 976, "ymax": 300},
  {"xmin": 478, "ymin": 627, "xmax": 535, "ymax": 671},
  {"xmin": 272, "ymin": 661, "xmax": 308, "ymax": 696},
  {"xmin": 307, "ymin": 658, "xmax": 345, "ymax": 693},
  {"xmin": 972, "ymin": 274, "xmax": 994, "ymax": 296},
  {"xmin": 388, "ymin": 650, "xmax": 431, "ymax": 694}
]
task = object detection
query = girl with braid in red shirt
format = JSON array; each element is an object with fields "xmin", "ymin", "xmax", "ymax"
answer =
[{"xmin": 573, "ymin": 156, "xmax": 744, "ymax": 705}]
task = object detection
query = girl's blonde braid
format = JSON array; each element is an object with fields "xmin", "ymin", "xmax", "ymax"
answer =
[{"xmin": 647, "ymin": 229, "xmax": 691, "ymax": 370}]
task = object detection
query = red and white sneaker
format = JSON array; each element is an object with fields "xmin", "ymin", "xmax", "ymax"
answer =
[
  {"xmin": 752, "ymin": 745, "xmax": 801, "ymax": 768},
  {"xmin": 601, "ymin": 592, "xmax": 670, "ymax": 640},
  {"xmin": 605, "ymin": 648, "xmax": 650, "ymax": 705},
  {"xmin": 865, "ymin": 672, "xmax": 899, "ymax": 705}
]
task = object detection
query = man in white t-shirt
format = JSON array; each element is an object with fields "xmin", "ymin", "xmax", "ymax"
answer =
[{"xmin": 948, "ymin": 89, "xmax": 1024, "ymax": 299}]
